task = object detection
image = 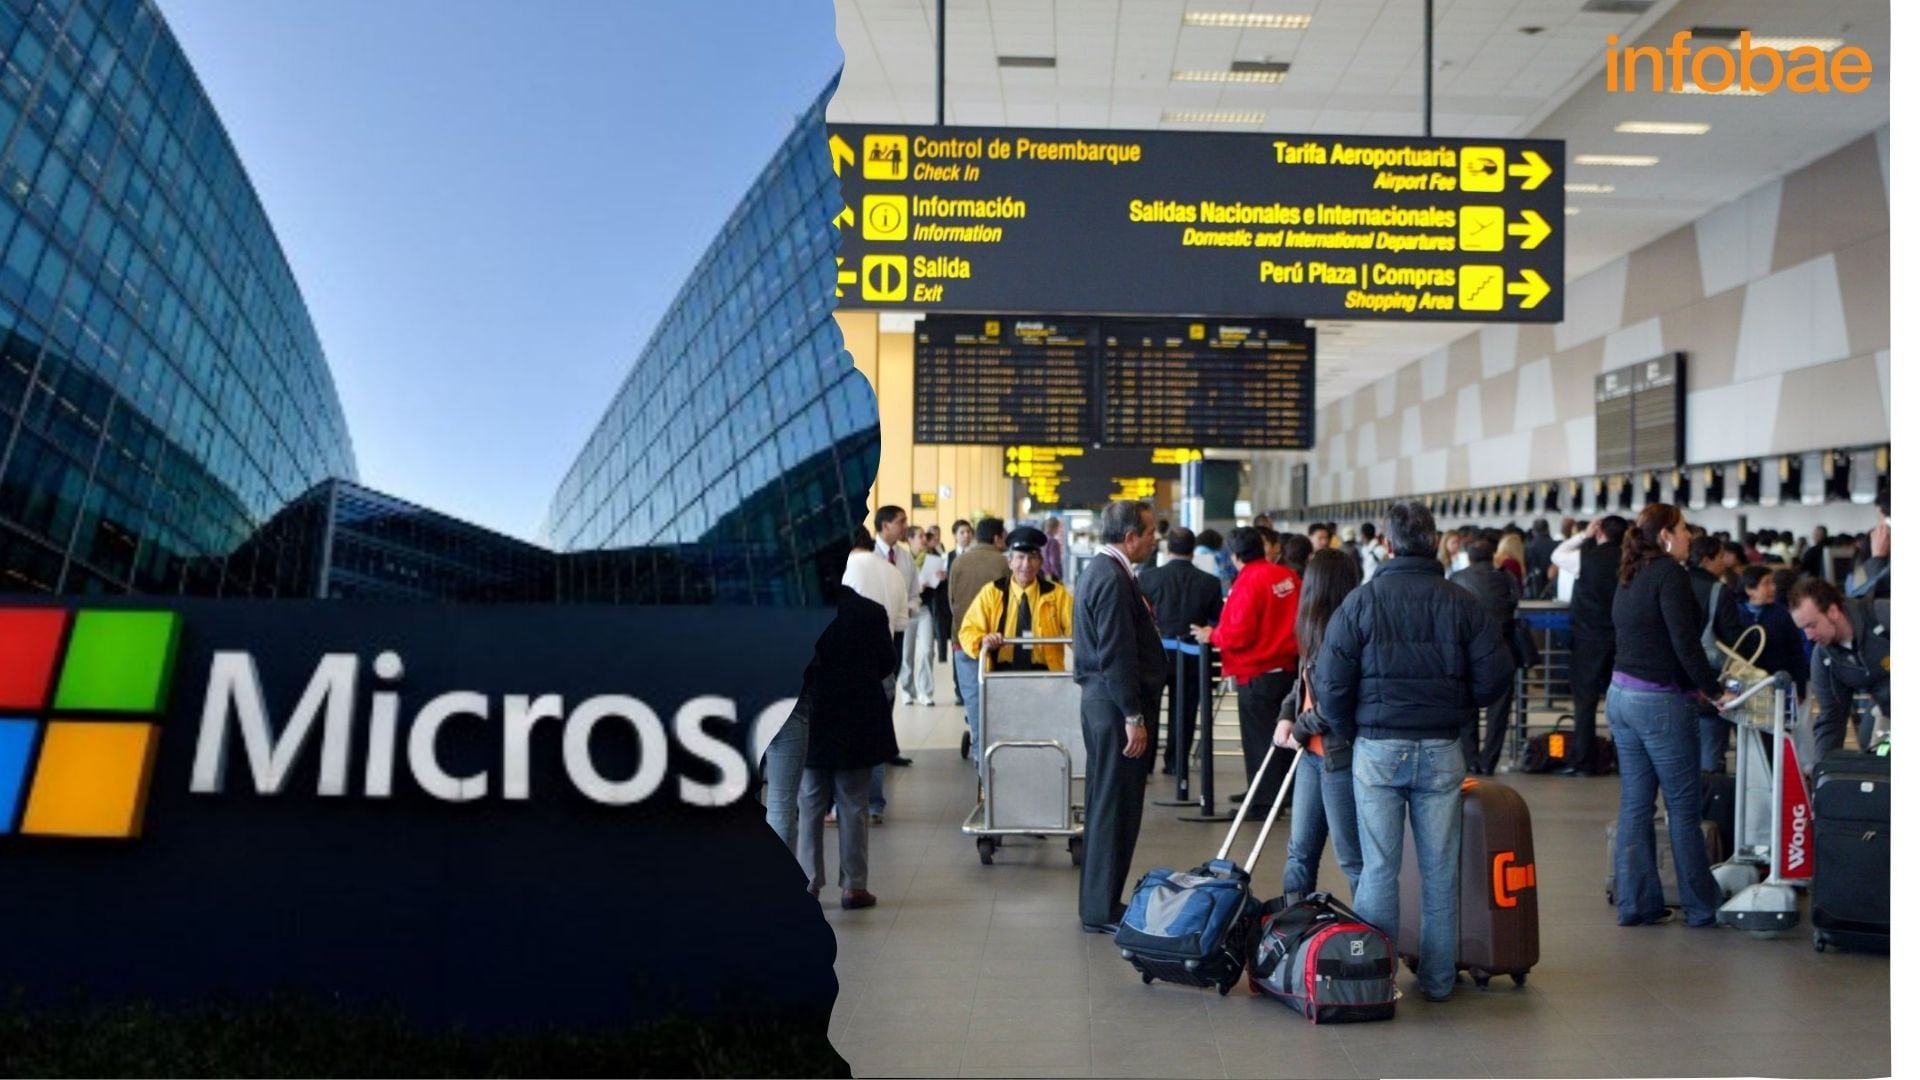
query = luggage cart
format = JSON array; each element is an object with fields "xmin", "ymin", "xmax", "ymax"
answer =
[
  {"xmin": 1713, "ymin": 672, "xmax": 1815, "ymax": 937},
  {"xmin": 1509, "ymin": 601, "xmax": 1571, "ymax": 764},
  {"xmin": 961, "ymin": 635, "xmax": 1086, "ymax": 866}
]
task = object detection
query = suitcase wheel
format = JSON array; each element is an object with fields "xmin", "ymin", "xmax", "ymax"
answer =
[
  {"xmin": 1217, "ymin": 980, "xmax": 1232, "ymax": 997},
  {"xmin": 976, "ymin": 837, "xmax": 995, "ymax": 865},
  {"xmin": 959, "ymin": 730, "xmax": 971, "ymax": 759},
  {"xmin": 1068, "ymin": 837, "xmax": 1084, "ymax": 867},
  {"xmin": 1141, "ymin": 972, "xmax": 1154, "ymax": 985},
  {"xmin": 1512, "ymin": 971, "xmax": 1528, "ymax": 988},
  {"xmin": 1814, "ymin": 934, "xmax": 1828, "ymax": 953},
  {"xmin": 1472, "ymin": 971, "xmax": 1492, "ymax": 990}
]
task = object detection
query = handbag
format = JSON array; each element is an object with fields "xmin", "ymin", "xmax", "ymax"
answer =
[{"xmin": 1715, "ymin": 624, "xmax": 1773, "ymax": 720}]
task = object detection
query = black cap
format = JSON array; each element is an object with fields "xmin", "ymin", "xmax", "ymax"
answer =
[{"xmin": 1007, "ymin": 526, "xmax": 1046, "ymax": 553}]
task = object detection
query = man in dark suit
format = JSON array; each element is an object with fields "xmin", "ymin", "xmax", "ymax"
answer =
[
  {"xmin": 1072, "ymin": 500, "xmax": 1169, "ymax": 933},
  {"xmin": 1138, "ymin": 526, "xmax": 1223, "ymax": 778}
]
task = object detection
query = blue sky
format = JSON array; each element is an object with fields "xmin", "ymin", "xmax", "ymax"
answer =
[{"xmin": 159, "ymin": 0, "xmax": 844, "ymax": 539}]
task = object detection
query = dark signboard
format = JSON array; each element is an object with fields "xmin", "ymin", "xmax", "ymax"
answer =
[
  {"xmin": 0, "ymin": 599, "xmax": 838, "ymax": 1040},
  {"xmin": 912, "ymin": 316, "xmax": 1096, "ymax": 445},
  {"xmin": 915, "ymin": 315, "xmax": 1313, "ymax": 449},
  {"xmin": 1004, "ymin": 446, "xmax": 1195, "ymax": 509},
  {"xmin": 1102, "ymin": 319, "xmax": 1313, "ymax": 449},
  {"xmin": 831, "ymin": 125, "xmax": 1564, "ymax": 321},
  {"xmin": 1593, "ymin": 352, "xmax": 1687, "ymax": 474}
]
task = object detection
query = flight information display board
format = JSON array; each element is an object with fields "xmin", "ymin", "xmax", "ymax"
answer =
[
  {"xmin": 1631, "ymin": 354, "xmax": 1685, "ymax": 470},
  {"xmin": 914, "ymin": 316, "xmax": 1313, "ymax": 449},
  {"xmin": 1593, "ymin": 353, "xmax": 1686, "ymax": 473},
  {"xmin": 1004, "ymin": 446, "xmax": 1193, "ymax": 509},
  {"xmin": 1103, "ymin": 320, "xmax": 1313, "ymax": 449},
  {"xmin": 912, "ymin": 317, "xmax": 1096, "ymax": 445},
  {"xmin": 829, "ymin": 125, "xmax": 1564, "ymax": 322}
]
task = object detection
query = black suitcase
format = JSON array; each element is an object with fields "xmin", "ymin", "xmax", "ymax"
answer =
[
  {"xmin": 1811, "ymin": 751, "xmax": 1890, "ymax": 953},
  {"xmin": 1699, "ymin": 771, "xmax": 1736, "ymax": 847}
]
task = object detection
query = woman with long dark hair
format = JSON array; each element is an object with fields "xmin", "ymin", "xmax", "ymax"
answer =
[
  {"xmin": 1274, "ymin": 548, "xmax": 1366, "ymax": 900},
  {"xmin": 1608, "ymin": 503, "xmax": 1735, "ymax": 927}
]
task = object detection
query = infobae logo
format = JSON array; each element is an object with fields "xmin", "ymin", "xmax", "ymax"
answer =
[
  {"xmin": 0, "ymin": 609, "xmax": 181, "ymax": 839},
  {"xmin": 1606, "ymin": 31, "xmax": 1873, "ymax": 95}
]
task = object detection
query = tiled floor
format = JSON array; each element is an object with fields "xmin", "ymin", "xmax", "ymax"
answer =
[{"xmin": 814, "ymin": 659, "xmax": 1891, "ymax": 1079}]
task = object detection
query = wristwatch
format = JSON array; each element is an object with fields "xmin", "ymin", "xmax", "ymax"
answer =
[{"xmin": 1124, "ymin": 714, "xmax": 1145, "ymax": 728}]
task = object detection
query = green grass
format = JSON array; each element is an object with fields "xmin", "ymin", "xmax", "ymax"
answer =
[{"xmin": 0, "ymin": 994, "xmax": 850, "ymax": 1077}]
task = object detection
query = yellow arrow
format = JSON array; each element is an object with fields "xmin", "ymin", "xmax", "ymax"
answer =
[
  {"xmin": 829, "ymin": 134, "xmax": 855, "ymax": 177},
  {"xmin": 1507, "ymin": 208, "xmax": 1552, "ymax": 250},
  {"xmin": 834, "ymin": 203, "xmax": 853, "ymax": 230},
  {"xmin": 834, "ymin": 256, "xmax": 857, "ymax": 298},
  {"xmin": 1506, "ymin": 268, "xmax": 1552, "ymax": 309},
  {"xmin": 1509, "ymin": 149, "xmax": 1552, "ymax": 191}
]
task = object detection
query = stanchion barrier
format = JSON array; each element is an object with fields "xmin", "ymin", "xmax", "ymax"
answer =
[
  {"xmin": 1153, "ymin": 638, "xmax": 1201, "ymax": 808},
  {"xmin": 1178, "ymin": 640, "xmax": 1237, "ymax": 823}
]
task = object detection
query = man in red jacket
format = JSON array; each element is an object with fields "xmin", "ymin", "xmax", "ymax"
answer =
[{"xmin": 1193, "ymin": 525, "xmax": 1301, "ymax": 816}]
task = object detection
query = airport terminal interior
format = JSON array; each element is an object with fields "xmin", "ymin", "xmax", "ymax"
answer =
[{"xmin": 812, "ymin": 0, "xmax": 1894, "ymax": 1077}]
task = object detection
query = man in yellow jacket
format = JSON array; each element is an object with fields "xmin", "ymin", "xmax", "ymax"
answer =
[{"xmin": 960, "ymin": 526, "xmax": 1075, "ymax": 682}]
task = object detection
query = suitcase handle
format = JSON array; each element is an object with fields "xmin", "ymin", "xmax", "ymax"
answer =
[{"xmin": 1214, "ymin": 744, "xmax": 1303, "ymax": 870}]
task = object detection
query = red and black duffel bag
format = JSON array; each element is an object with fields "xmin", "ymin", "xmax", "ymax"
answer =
[{"xmin": 1246, "ymin": 892, "xmax": 1397, "ymax": 1023}]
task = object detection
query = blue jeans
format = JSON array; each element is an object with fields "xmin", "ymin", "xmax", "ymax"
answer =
[
  {"xmin": 1609, "ymin": 683, "xmax": 1721, "ymax": 927},
  {"xmin": 1284, "ymin": 749, "xmax": 1364, "ymax": 899},
  {"xmin": 1352, "ymin": 737, "xmax": 1465, "ymax": 1000},
  {"xmin": 761, "ymin": 705, "xmax": 809, "ymax": 860},
  {"xmin": 956, "ymin": 651, "xmax": 983, "ymax": 768}
]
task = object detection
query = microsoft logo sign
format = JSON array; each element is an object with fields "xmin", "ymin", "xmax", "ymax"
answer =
[{"xmin": 0, "ymin": 609, "xmax": 181, "ymax": 839}]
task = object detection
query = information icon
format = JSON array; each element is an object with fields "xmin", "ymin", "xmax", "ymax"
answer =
[{"xmin": 863, "ymin": 194, "xmax": 908, "ymax": 241}]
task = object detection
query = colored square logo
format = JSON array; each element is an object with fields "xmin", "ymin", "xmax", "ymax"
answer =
[
  {"xmin": 1459, "ymin": 264, "xmax": 1505, "ymax": 311},
  {"xmin": 1459, "ymin": 205, "xmax": 1506, "ymax": 251},
  {"xmin": 54, "ymin": 610, "xmax": 181, "ymax": 713},
  {"xmin": 0, "ymin": 608, "xmax": 68, "ymax": 709},
  {"xmin": 1460, "ymin": 146, "xmax": 1506, "ymax": 192},
  {"xmin": 862, "ymin": 134, "xmax": 908, "ymax": 180},
  {"xmin": 862, "ymin": 194, "xmax": 907, "ymax": 241},
  {"xmin": 21, "ymin": 721, "xmax": 160, "ymax": 838},
  {"xmin": 0, "ymin": 719, "xmax": 38, "ymax": 832},
  {"xmin": 0, "ymin": 607, "xmax": 180, "ymax": 841}
]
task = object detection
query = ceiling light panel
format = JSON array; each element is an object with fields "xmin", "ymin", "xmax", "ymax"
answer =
[
  {"xmin": 1183, "ymin": 13, "xmax": 1312, "ymax": 30},
  {"xmin": 1614, "ymin": 121, "xmax": 1711, "ymax": 135},
  {"xmin": 1574, "ymin": 154, "xmax": 1660, "ymax": 166},
  {"xmin": 1162, "ymin": 110, "xmax": 1267, "ymax": 124},
  {"xmin": 1565, "ymin": 183, "xmax": 1616, "ymax": 193}
]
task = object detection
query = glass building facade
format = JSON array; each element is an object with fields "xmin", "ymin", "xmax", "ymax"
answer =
[
  {"xmin": 543, "ymin": 82, "xmax": 879, "ymax": 606},
  {"xmin": 0, "ymin": 0, "xmax": 356, "ymax": 597}
]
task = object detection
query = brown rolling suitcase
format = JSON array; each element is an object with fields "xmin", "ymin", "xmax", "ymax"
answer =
[{"xmin": 1396, "ymin": 778, "xmax": 1539, "ymax": 988}]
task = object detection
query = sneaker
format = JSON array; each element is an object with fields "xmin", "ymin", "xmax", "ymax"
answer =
[
  {"xmin": 841, "ymin": 889, "xmax": 878, "ymax": 910},
  {"xmin": 917, "ymin": 696, "xmax": 935, "ymax": 706},
  {"xmin": 825, "ymin": 809, "xmax": 837, "ymax": 826}
]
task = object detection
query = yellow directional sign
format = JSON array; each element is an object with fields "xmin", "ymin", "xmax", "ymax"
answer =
[
  {"xmin": 833, "ymin": 203, "xmax": 853, "ymax": 230},
  {"xmin": 828, "ymin": 134, "xmax": 855, "ymax": 177},
  {"xmin": 831, "ymin": 124, "xmax": 1563, "ymax": 322},
  {"xmin": 834, "ymin": 256, "xmax": 856, "ymax": 298},
  {"xmin": 1510, "ymin": 150, "xmax": 1553, "ymax": 191},
  {"xmin": 1508, "ymin": 208, "xmax": 1552, "ymax": 249},
  {"xmin": 1508, "ymin": 267, "xmax": 1552, "ymax": 309}
]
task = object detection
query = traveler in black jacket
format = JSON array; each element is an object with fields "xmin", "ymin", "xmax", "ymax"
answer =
[
  {"xmin": 1138, "ymin": 526, "xmax": 1223, "ymax": 778},
  {"xmin": 1071, "ymin": 500, "xmax": 1169, "ymax": 932},
  {"xmin": 1451, "ymin": 536, "xmax": 1521, "ymax": 774},
  {"xmin": 1316, "ymin": 501, "xmax": 1513, "ymax": 1002},
  {"xmin": 796, "ymin": 586, "xmax": 901, "ymax": 911},
  {"xmin": 1551, "ymin": 515, "xmax": 1629, "ymax": 775},
  {"xmin": 1608, "ymin": 504, "xmax": 1734, "ymax": 929}
]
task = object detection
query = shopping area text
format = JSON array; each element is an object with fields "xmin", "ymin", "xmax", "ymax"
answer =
[{"xmin": 831, "ymin": 126, "xmax": 1565, "ymax": 322}]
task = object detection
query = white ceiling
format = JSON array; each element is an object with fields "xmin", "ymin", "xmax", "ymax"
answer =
[{"xmin": 828, "ymin": 0, "xmax": 1891, "ymax": 403}]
